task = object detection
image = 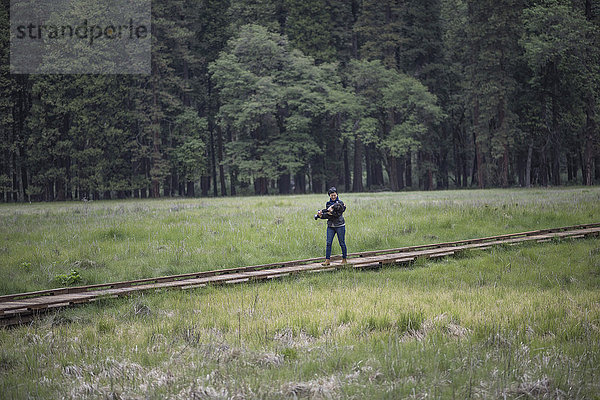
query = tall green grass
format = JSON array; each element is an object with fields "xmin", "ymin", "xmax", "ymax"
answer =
[
  {"xmin": 1, "ymin": 239, "xmax": 599, "ymax": 398},
  {"xmin": 1, "ymin": 187, "xmax": 599, "ymax": 294},
  {"xmin": 0, "ymin": 188, "xmax": 599, "ymax": 398}
]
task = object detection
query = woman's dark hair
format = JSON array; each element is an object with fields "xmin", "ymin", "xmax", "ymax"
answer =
[{"xmin": 327, "ymin": 187, "xmax": 337, "ymax": 195}]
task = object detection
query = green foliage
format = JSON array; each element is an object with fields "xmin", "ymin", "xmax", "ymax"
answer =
[
  {"xmin": 96, "ymin": 318, "xmax": 116, "ymax": 334},
  {"xmin": 461, "ymin": 0, "xmax": 526, "ymax": 187},
  {"xmin": 382, "ymin": 74, "xmax": 445, "ymax": 155},
  {"xmin": 338, "ymin": 308, "xmax": 355, "ymax": 324},
  {"xmin": 518, "ymin": 0, "xmax": 600, "ymax": 186},
  {"xmin": 284, "ymin": 0, "xmax": 356, "ymax": 64},
  {"xmin": 363, "ymin": 314, "xmax": 393, "ymax": 331},
  {"xmin": 395, "ymin": 310, "xmax": 425, "ymax": 333},
  {"xmin": 280, "ymin": 347, "xmax": 299, "ymax": 360},
  {"xmin": 354, "ymin": 0, "xmax": 406, "ymax": 69},
  {"xmin": 19, "ymin": 262, "xmax": 31, "ymax": 272},
  {"xmin": 347, "ymin": 59, "xmax": 443, "ymax": 189},
  {"xmin": 53, "ymin": 269, "xmax": 82, "ymax": 286},
  {"xmin": 171, "ymin": 109, "xmax": 208, "ymax": 181},
  {"xmin": 210, "ymin": 24, "xmax": 342, "ymax": 191},
  {"xmin": 1, "ymin": 0, "xmax": 600, "ymax": 200}
]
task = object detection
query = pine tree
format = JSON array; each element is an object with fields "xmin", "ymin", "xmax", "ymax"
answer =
[
  {"xmin": 0, "ymin": 3, "xmax": 26, "ymax": 201},
  {"xmin": 464, "ymin": 0, "xmax": 525, "ymax": 187},
  {"xmin": 521, "ymin": 0, "xmax": 599, "ymax": 186}
]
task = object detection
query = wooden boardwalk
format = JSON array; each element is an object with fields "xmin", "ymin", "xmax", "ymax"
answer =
[{"xmin": 2, "ymin": 223, "xmax": 599, "ymax": 327}]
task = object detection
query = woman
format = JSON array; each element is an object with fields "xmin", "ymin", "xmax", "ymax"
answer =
[{"xmin": 316, "ymin": 187, "xmax": 347, "ymax": 266}]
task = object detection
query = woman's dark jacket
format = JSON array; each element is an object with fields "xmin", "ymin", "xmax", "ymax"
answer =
[{"xmin": 318, "ymin": 199, "xmax": 346, "ymax": 228}]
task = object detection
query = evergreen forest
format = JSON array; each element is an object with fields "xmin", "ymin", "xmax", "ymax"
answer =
[{"xmin": 1, "ymin": 0, "xmax": 599, "ymax": 202}]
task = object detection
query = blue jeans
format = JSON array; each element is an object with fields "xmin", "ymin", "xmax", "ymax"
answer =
[{"xmin": 326, "ymin": 226, "xmax": 347, "ymax": 259}]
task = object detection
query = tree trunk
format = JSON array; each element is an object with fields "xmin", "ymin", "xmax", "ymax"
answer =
[
  {"xmin": 423, "ymin": 152, "xmax": 433, "ymax": 190},
  {"xmin": 209, "ymin": 124, "xmax": 217, "ymax": 197},
  {"xmin": 502, "ymin": 144, "xmax": 509, "ymax": 187},
  {"xmin": 352, "ymin": 133, "xmax": 364, "ymax": 192},
  {"xmin": 525, "ymin": 142, "xmax": 533, "ymax": 188},
  {"xmin": 517, "ymin": 150, "xmax": 525, "ymax": 187},
  {"xmin": 180, "ymin": 182, "xmax": 185, "ymax": 197},
  {"xmin": 365, "ymin": 145, "xmax": 373, "ymax": 189},
  {"xmin": 14, "ymin": 75, "xmax": 29, "ymax": 202},
  {"xmin": 312, "ymin": 155, "xmax": 324, "ymax": 193},
  {"xmin": 49, "ymin": 181, "xmax": 54, "ymax": 201},
  {"xmin": 461, "ymin": 141, "xmax": 468, "ymax": 187},
  {"xmin": 453, "ymin": 130, "xmax": 461, "ymax": 188},
  {"xmin": 405, "ymin": 151, "xmax": 412, "ymax": 188},
  {"xmin": 8, "ymin": 150, "xmax": 15, "ymax": 202},
  {"xmin": 227, "ymin": 127, "xmax": 236, "ymax": 196},
  {"xmin": 201, "ymin": 176, "xmax": 210, "ymax": 196},
  {"xmin": 294, "ymin": 172, "xmax": 306, "ymax": 194},
  {"xmin": 343, "ymin": 140, "xmax": 351, "ymax": 192},
  {"xmin": 163, "ymin": 176, "xmax": 170, "ymax": 197},
  {"xmin": 396, "ymin": 156, "xmax": 405, "ymax": 189},
  {"xmin": 584, "ymin": 99, "xmax": 595, "ymax": 185},
  {"xmin": 552, "ymin": 144, "xmax": 561, "ymax": 186},
  {"xmin": 15, "ymin": 146, "xmax": 25, "ymax": 202},
  {"xmin": 254, "ymin": 177, "xmax": 268, "ymax": 195},
  {"xmin": 437, "ymin": 150, "xmax": 448, "ymax": 189},
  {"xmin": 278, "ymin": 173, "xmax": 291, "ymax": 194},
  {"xmin": 428, "ymin": 168, "xmax": 433, "ymax": 190},
  {"xmin": 579, "ymin": 150, "xmax": 586, "ymax": 185},
  {"xmin": 173, "ymin": 171, "xmax": 179, "ymax": 196},
  {"xmin": 230, "ymin": 170, "xmax": 237, "ymax": 196},
  {"xmin": 473, "ymin": 95, "xmax": 484, "ymax": 189},
  {"xmin": 471, "ymin": 150, "xmax": 477, "ymax": 187},
  {"xmin": 386, "ymin": 155, "xmax": 399, "ymax": 191},
  {"xmin": 540, "ymin": 149, "xmax": 549, "ymax": 186},
  {"xmin": 217, "ymin": 126, "xmax": 227, "ymax": 196},
  {"xmin": 373, "ymin": 148, "xmax": 384, "ymax": 186},
  {"xmin": 65, "ymin": 158, "xmax": 72, "ymax": 200}
]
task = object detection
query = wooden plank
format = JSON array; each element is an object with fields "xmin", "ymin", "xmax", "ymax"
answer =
[
  {"xmin": 0, "ymin": 301, "xmax": 43, "ymax": 313},
  {"xmin": 354, "ymin": 262, "xmax": 382, "ymax": 269},
  {"xmin": 429, "ymin": 251, "xmax": 455, "ymax": 258},
  {"xmin": 180, "ymin": 283, "xmax": 207, "ymax": 290},
  {"xmin": 27, "ymin": 294, "xmax": 98, "ymax": 310},
  {"xmin": 392, "ymin": 257, "xmax": 416, "ymax": 263},
  {"xmin": 225, "ymin": 278, "xmax": 251, "ymax": 284},
  {"xmin": 0, "ymin": 296, "xmax": 88, "ymax": 313}
]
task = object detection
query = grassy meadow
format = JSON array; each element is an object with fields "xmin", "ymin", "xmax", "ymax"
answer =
[{"xmin": 1, "ymin": 187, "xmax": 599, "ymax": 398}]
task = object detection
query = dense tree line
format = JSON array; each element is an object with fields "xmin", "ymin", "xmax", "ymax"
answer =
[{"xmin": 1, "ymin": 0, "xmax": 599, "ymax": 201}]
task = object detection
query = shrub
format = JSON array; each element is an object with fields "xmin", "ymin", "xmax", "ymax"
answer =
[{"xmin": 53, "ymin": 269, "xmax": 82, "ymax": 286}]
